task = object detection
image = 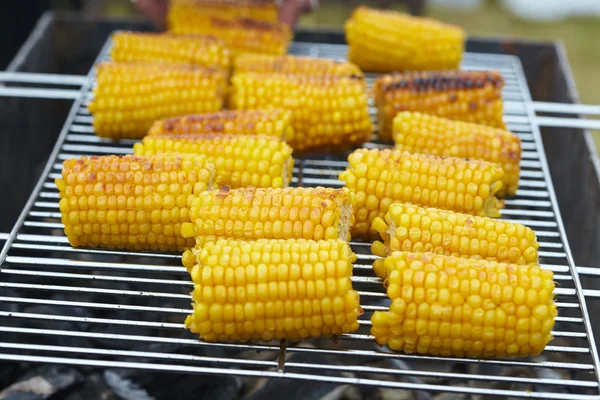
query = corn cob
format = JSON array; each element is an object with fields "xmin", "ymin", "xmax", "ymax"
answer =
[
  {"xmin": 169, "ymin": 15, "xmax": 291, "ymax": 56},
  {"xmin": 371, "ymin": 204, "xmax": 539, "ymax": 279},
  {"xmin": 229, "ymin": 73, "xmax": 372, "ymax": 152},
  {"xmin": 181, "ymin": 186, "xmax": 354, "ymax": 247},
  {"xmin": 147, "ymin": 109, "xmax": 294, "ymax": 142},
  {"xmin": 110, "ymin": 32, "xmax": 231, "ymax": 71},
  {"xmin": 374, "ymin": 70, "xmax": 505, "ymax": 142},
  {"xmin": 55, "ymin": 154, "xmax": 214, "ymax": 251},
  {"xmin": 345, "ymin": 6, "xmax": 465, "ymax": 73},
  {"xmin": 371, "ymin": 252, "xmax": 557, "ymax": 358},
  {"xmin": 339, "ymin": 149, "xmax": 505, "ymax": 239},
  {"xmin": 234, "ymin": 54, "xmax": 363, "ymax": 78},
  {"xmin": 89, "ymin": 62, "xmax": 226, "ymax": 139},
  {"xmin": 133, "ymin": 134, "xmax": 293, "ymax": 188},
  {"xmin": 168, "ymin": 0, "xmax": 279, "ymax": 25},
  {"xmin": 183, "ymin": 238, "xmax": 362, "ymax": 342},
  {"xmin": 393, "ymin": 112, "xmax": 521, "ymax": 196}
]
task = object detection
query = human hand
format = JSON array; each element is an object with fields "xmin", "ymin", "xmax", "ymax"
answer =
[
  {"xmin": 279, "ymin": 0, "xmax": 317, "ymax": 27},
  {"xmin": 132, "ymin": 0, "xmax": 169, "ymax": 28}
]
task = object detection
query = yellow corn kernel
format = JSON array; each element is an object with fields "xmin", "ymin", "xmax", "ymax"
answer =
[
  {"xmin": 371, "ymin": 252, "xmax": 556, "ymax": 358},
  {"xmin": 234, "ymin": 54, "xmax": 363, "ymax": 78},
  {"xmin": 168, "ymin": 0, "xmax": 280, "ymax": 25}
]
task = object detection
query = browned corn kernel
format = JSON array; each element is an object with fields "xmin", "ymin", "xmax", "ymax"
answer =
[
  {"xmin": 371, "ymin": 203, "xmax": 539, "ymax": 278},
  {"xmin": 229, "ymin": 73, "xmax": 372, "ymax": 153},
  {"xmin": 345, "ymin": 6, "xmax": 465, "ymax": 73},
  {"xmin": 371, "ymin": 252, "xmax": 557, "ymax": 358},
  {"xmin": 393, "ymin": 112, "xmax": 521, "ymax": 196},
  {"xmin": 55, "ymin": 154, "xmax": 214, "ymax": 251},
  {"xmin": 374, "ymin": 70, "xmax": 505, "ymax": 142},
  {"xmin": 168, "ymin": 0, "xmax": 279, "ymax": 25},
  {"xmin": 147, "ymin": 109, "xmax": 294, "ymax": 142},
  {"xmin": 339, "ymin": 148, "xmax": 505, "ymax": 239},
  {"xmin": 110, "ymin": 32, "xmax": 231, "ymax": 71},
  {"xmin": 181, "ymin": 186, "xmax": 355, "ymax": 247},
  {"xmin": 133, "ymin": 133, "xmax": 294, "ymax": 188},
  {"xmin": 88, "ymin": 62, "xmax": 226, "ymax": 140},
  {"xmin": 234, "ymin": 54, "xmax": 363, "ymax": 77},
  {"xmin": 184, "ymin": 238, "xmax": 362, "ymax": 342}
]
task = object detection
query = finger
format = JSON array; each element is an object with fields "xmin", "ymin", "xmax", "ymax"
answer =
[
  {"xmin": 134, "ymin": 0, "xmax": 169, "ymax": 29},
  {"xmin": 279, "ymin": 0, "xmax": 302, "ymax": 27}
]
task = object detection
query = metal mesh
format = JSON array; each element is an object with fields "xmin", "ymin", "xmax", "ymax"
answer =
[{"xmin": 0, "ymin": 38, "xmax": 599, "ymax": 398}]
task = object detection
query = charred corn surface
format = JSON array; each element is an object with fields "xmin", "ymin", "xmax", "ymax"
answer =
[
  {"xmin": 55, "ymin": 154, "xmax": 214, "ymax": 251},
  {"xmin": 374, "ymin": 70, "xmax": 505, "ymax": 142},
  {"xmin": 89, "ymin": 62, "xmax": 226, "ymax": 139},
  {"xmin": 339, "ymin": 149, "xmax": 505, "ymax": 239},
  {"xmin": 169, "ymin": 15, "xmax": 291, "ymax": 56},
  {"xmin": 110, "ymin": 32, "xmax": 231, "ymax": 71},
  {"xmin": 133, "ymin": 134, "xmax": 293, "ymax": 188},
  {"xmin": 168, "ymin": 0, "xmax": 279, "ymax": 25},
  {"xmin": 393, "ymin": 112, "xmax": 522, "ymax": 196},
  {"xmin": 371, "ymin": 252, "xmax": 557, "ymax": 358},
  {"xmin": 345, "ymin": 6, "xmax": 465, "ymax": 73},
  {"xmin": 234, "ymin": 54, "xmax": 363, "ymax": 78},
  {"xmin": 147, "ymin": 109, "xmax": 294, "ymax": 142},
  {"xmin": 184, "ymin": 238, "xmax": 362, "ymax": 342},
  {"xmin": 182, "ymin": 186, "xmax": 354, "ymax": 247},
  {"xmin": 371, "ymin": 204, "xmax": 539, "ymax": 279},
  {"xmin": 229, "ymin": 73, "xmax": 372, "ymax": 152}
]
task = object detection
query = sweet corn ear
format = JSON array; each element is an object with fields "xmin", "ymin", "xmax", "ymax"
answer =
[
  {"xmin": 234, "ymin": 54, "xmax": 363, "ymax": 78},
  {"xmin": 168, "ymin": 0, "xmax": 279, "ymax": 25}
]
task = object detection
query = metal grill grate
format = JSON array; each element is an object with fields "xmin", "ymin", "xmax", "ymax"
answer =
[{"xmin": 1, "ymin": 38, "xmax": 599, "ymax": 398}]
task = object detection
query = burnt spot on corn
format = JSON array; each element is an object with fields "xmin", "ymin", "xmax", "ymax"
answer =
[{"xmin": 378, "ymin": 70, "xmax": 505, "ymax": 93}]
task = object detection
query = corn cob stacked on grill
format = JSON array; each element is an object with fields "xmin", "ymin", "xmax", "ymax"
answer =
[
  {"xmin": 133, "ymin": 134, "xmax": 293, "ymax": 188},
  {"xmin": 393, "ymin": 112, "xmax": 521, "ymax": 195},
  {"xmin": 374, "ymin": 70, "xmax": 505, "ymax": 142},
  {"xmin": 168, "ymin": 0, "xmax": 279, "ymax": 25},
  {"xmin": 110, "ymin": 32, "xmax": 231, "ymax": 71},
  {"xmin": 234, "ymin": 54, "xmax": 363, "ymax": 78},
  {"xmin": 147, "ymin": 109, "xmax": 294, "ymax": 142},
  {"xmin": 345, "ymin": 6, "xmax": 466, "ymax": 73},
  {"xmin": 184, "ymin": 238, "xmax": 362, "ymax": 342},
  {"xmin": 89, "ymin": 62, "xmax": 226, "ymax": 139},
  {"xmin": 371, "ymin": 252, "xmax": 556, "ymax": 358},
  {"xmin": 229, "ymin": 73, "xmax": 372, "ymax": 152},
  {"xmin": 56, "ymin": 154, "xmax": 214, "ymax": 251}
]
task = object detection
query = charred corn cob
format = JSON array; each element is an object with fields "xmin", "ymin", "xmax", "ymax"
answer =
[
  {"xmin": 339, "ymin": 149, "xmax": 505, "ymax": 239},
  {"xmin": 55, "ymin": 154, "xmax": 214, "ymax": 251},
  {"xmin": 89, "ymin": 62, "xmax": 226, "ymax": 139},
  {"xmin": 234, "ymin": 54, "xmax": 363, "ymax": 78},
  {"xmin": 371, "ymin": 252, "xmax": 557, "ymax": 358},
  {"xmin": 374, "ymin": 70, "xmax": 505, "ymax": 142},
  {"xmin": 169, "ymin": 15, "xmax": 291, "ymax": 56},
  {"xmin": 168, "ymin": 0, "xmax": 279, "ymax": 25},
  {"xmin": 147, "ymin": 109, "xmax": 294, "ymax": 142},
  {"xmin": 133, "ymin": 134, "xmax": 293, "ymax": 188},
  {"xmin": 371, "ymin": 204, "xmax": 539, "ymax": 278},
  {"xmin": 393, "ymin": 112, "xmax": 521, "ymax": 196},
  {"xmin": 110, "ymin": 32, "xmax": 231, "ymax": 71},
  {"xmin": 181, "ymin": 187, "xmax": 354, "ymax": 248},
  {"xmin": 183, "ymin": 238, "xmax": 362, "ymax": 342},
  {"xmin": 345, "ymin": 6, "xmax": 465, "ymax": 73},
  {"xmin": 229, "ymin": 73, "xmax": 372, "ymax": 152}
]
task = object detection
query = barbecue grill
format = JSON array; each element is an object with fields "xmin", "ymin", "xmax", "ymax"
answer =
[{"xmin": 2, "ymin": 12, "xmax": 600, "ymax": 399}]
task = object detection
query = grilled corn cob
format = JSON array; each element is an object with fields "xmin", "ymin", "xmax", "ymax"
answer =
[
  {"xmin": 168, "ymin": 0, "xmax": 279, "ymax": 25},
  {"xmin": 89, "ymin": 62, "xmax": 226, "ymax": 139},
  {"xmin": 371, "ymin": 252, "xmax": 557, "ymax": 358},
  {"xmin": 345, "ymin": 6, "xmax": 465, "ymax": 73},
  {"xmin": 147, "ymin": 109, "xmax": 294, "ymax": 142},
  {"xmin": 110, "ymin": 32, "xmax": 231, "ymax": 71},
  {"xmin": 55, "ymin": 154, "xmax": 214, "ymax": 251},
  {"xmin": 133, "ymin": 134, "xmax": 293, "ymax": 188},
  {"xmin": 169, "ymin": 15, "xmax": 291, "ymax": 56},
  {"xmin": 339, "ymin": 149, "xmax": 505, "ymax": 239},
  {"xmin": 374, "ymin": 70, "xmax": 505, "ymax": 142},
  {"xmin": 234, "ymin": 54, "xmax": 363, "ymax": 78},
  {"xmin": 229, "ymin": 73, "xmax": 372, "ymax": 152},
  {"xmin": 371, "ymin": 204, "xmax": 539, "ymax": 278},
  {"xmin": 393, "ymin": 112, "xmax": 521, "ymax": 196},
  {"xmin": 183, "ymin": 238, "xmax": 362, "ymax": 342},
  {"xmin": 181, "ymin": 186, "xmax": 354, "ymax": 247}
]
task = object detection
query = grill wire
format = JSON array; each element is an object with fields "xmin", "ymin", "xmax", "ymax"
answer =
[{"xmin": 0, "ymin": 38, "xmax": 599, "ymax": 398}]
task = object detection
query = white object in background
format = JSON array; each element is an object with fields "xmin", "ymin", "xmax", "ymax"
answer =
[{"xmin": 502, "ymin": 0, "xmax": 600, "ymax": 21}]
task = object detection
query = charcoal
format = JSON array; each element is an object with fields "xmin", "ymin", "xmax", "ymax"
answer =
[
  {"xmin": 65, "ymin": 373, "xmax": 117, "ymax": 400},
  {"xmin": 104, "ymin": 371, "xmax": 153, "ymax": 400},
  {"xmin": 0, "ymin": 365, "xmax": 83, "ymax": 400},
  {"xmin": 0, "ymin": 362, "xmax": 22, "ymax": 389}
]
